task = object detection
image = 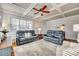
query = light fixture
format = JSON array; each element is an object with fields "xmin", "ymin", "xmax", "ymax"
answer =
[
  {"xmin": 1, "ymin": 23, "xmax": 8, "ymax": 34},
  {"xmin": 73, "ymin": 24, "xmax": 79, "ymax": 42},
  {"xmin": 2, "ymin": 23, "xmax": 6, "ymax": 28},
  {"xmin": 38, "ymin": 28, "xmax": 42, "ymax": 34},
  {"xmin": 60, "ymin": 24, "xmax": 65, "ymax": 31}
]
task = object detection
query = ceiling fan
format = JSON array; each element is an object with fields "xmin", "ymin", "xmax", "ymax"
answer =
[{"xmin": 33, "ymin": 5, "xmax": 50, "ymax": 16}]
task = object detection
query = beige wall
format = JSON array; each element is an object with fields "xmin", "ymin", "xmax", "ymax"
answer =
[
  {"xmin": 2, "ymin": 14, "xmax": 10, "ymax": 30},
  {"xmin": 32, "ymin": 20, "xmax": 47, "ymax": 34}
]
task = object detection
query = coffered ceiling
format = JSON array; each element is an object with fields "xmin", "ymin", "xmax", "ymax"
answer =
[{"xmin": 0, "ymin": 3, "xmax": 79, "ymax": 21}]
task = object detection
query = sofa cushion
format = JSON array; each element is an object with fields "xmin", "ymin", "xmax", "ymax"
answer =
[
  {"xmin": 25, "ymin": 33, "xmax": 32, "ymax": 38},
  {"xmin": 19, "ymin": 38, "xmax": 25, "ymax": 41},
  {"xmin": 47, "ymin": 30, "xmax": 52, "ymax": 37}
]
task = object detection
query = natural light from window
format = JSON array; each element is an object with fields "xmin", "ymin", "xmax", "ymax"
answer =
[{"xmin": 10, "ymin": 18, "xmax": 32, "ymax": 31}]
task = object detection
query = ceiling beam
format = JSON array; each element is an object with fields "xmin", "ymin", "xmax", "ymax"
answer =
[
  {"xmin": 23, "ymin": 3, "xmax": 36, "ymax": 16},
  {"xmin": 58, "ymin": 3, "xmax": 68, "ymax": 7},
  {"xmin": 10, "ymin": 3, "xmax": 25, "ymax": 10},
  {"xmin": 42, "ymin": 14, "xmax": 61, "ymax": 20},
  {"xmin": 63, "ymin": 7, "xmax": 79, "ymax": 13}
]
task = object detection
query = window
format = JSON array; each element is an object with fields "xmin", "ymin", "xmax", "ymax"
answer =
[
  {"xmin": 20, "ymin": 20, "xmax": 26, "ymax": 30},
  {"xmin": 20, "ymin": 20, "xmax": 32, "ymax": 30},
  {"xmin": 26, "ymin": 21, "xmax": 32, "ymax": 30},
  {"xmin": 0, "ymin": 15, "xmax": 2, "ymax": 28},
  {"xmin": 0, "ymin": 16, "xmax": 1, "ymax": 19},
  {"xmin": 10, "ymin": 18, "xmax": 32, "ymax": 31},
  {"xmin": 10, "ymin": 18, "xmax": 19, "ymax": 30}
]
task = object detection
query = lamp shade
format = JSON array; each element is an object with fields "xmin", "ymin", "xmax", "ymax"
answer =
[
  {"xmin": 38, "ymin": 28, "xmax": 42, "ymax": 34},
  {"xmin": 73, "ymin": 24, "xmax": 79, "ymax": 31}
]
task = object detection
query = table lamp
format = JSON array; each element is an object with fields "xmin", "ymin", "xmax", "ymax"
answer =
[
  {"xmin": 60, "ymin": 24, "xmax": 65, "ymax": 31},
  {"xmin": 38, "ymin": 28, "xmax": 42, "ymax": 34},
  {"xmin": 73, "ymin": 24, "xmax": 79, "ymax": 42}
]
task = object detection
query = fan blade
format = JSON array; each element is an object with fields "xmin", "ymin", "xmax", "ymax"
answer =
[
  {"xmin": 42, "ymin": 5, "xmax": 47, "ymax": 11},
  {"xmin": 33, "ymin": 8, "xmax": 39, "ymax": 11},
  {"xmin": 34, "ymin": 12, "xmax": 39, "ymax": 14},
  {"xmin": 42, "ymin": 11, "xmax": 50, "ymax": 13}
]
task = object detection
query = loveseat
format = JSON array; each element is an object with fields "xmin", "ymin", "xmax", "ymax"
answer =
[
  {"xmin": 44, "ymin": 30, "xmax": 65, "ymax": 45},
  {"xmin": 16, "ymin": 30, "xmax": 37, "ymax": 45}
]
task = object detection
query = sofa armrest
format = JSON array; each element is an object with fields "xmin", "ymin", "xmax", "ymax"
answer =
[
  {"xmin": 44, "ymin": 34, "xmax": 47, "ymax": 36},
  {"xmin": 33, "ymin": 34, "xmax": 37, "ymax": 36}
]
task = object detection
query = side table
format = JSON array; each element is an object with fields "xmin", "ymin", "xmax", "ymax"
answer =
[
  {"xmin": 11, "ymin": 39, "xmax": 17, "ymax": 56},
  {"xmin": 37, "ymin": 34, "xmax": 43, "ymax": 39}
]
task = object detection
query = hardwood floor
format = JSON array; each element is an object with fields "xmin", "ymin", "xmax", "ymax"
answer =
[
  {"xmin": 0, "ymin": 38, "xmax": 13, "ymax": 56},
  {"xmin": 0, "ymin": 39, "xmax": 12, "ymax": 49}
]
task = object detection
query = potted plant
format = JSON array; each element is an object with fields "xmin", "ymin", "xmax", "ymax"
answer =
[
  {"xmin": 1, "ymin": 28, "xmax": 8, "ymax": 41},
  {"xmin": 2, "ymin": 28, "xmax": 8, "ymax": 34}
]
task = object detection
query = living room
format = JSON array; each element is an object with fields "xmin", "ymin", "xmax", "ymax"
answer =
[{"xmin": 0, "ymin": 3, "xmax": 79, "ymax": 56}]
